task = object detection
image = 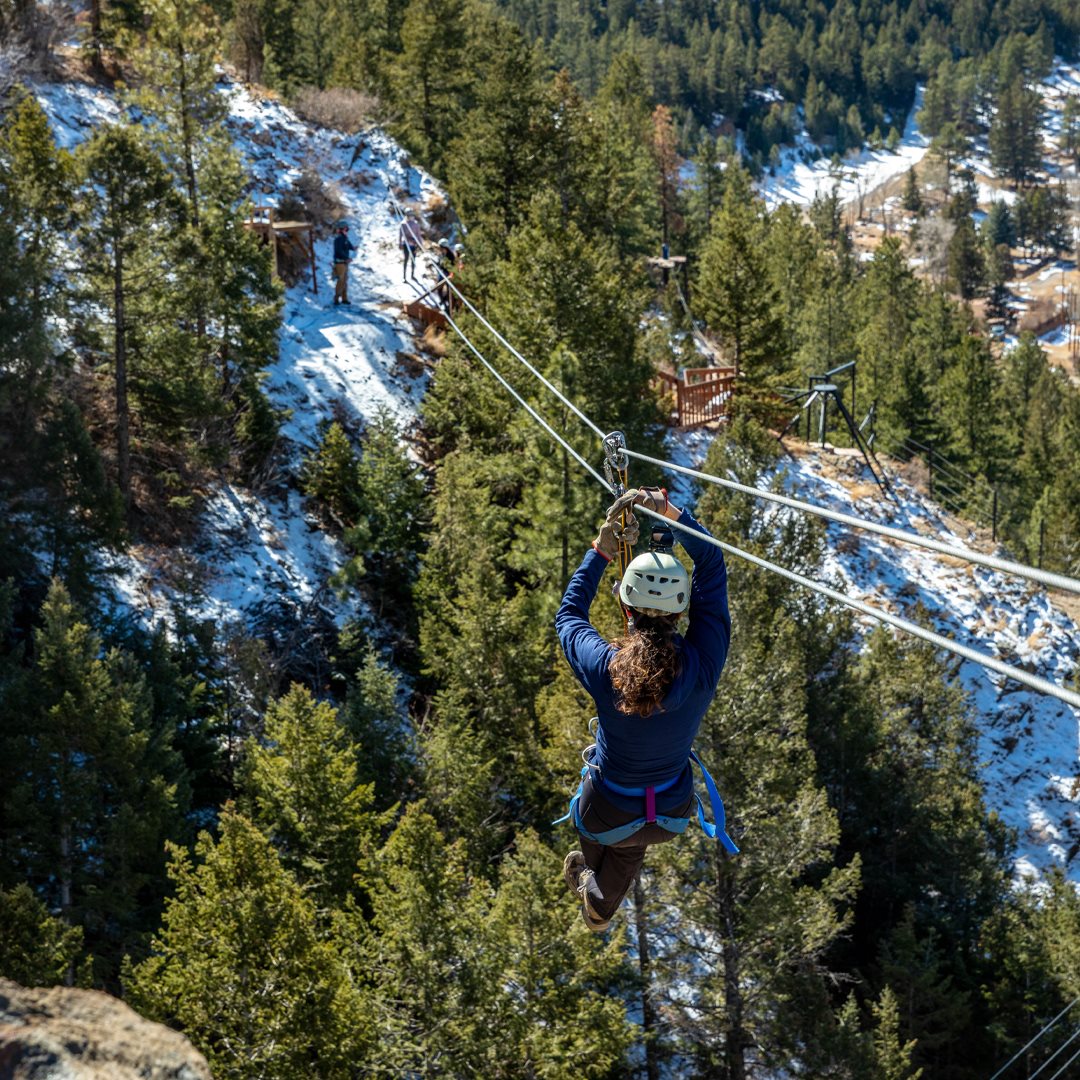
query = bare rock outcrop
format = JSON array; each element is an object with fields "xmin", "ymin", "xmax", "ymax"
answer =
[{"xmin": 0, "ymin": 979, "xmax": 211, "ymax": 1080}]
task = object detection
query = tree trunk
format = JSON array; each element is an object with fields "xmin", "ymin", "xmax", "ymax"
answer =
[
  {"xmin": 59, "ymin": 819, "xmax": 74, "ymax": 985},
  {"xmin": 89, "ymin": 0, "xmax": 104, "ymax": 74},
  {"xmin": 114, "ymin": 244, "xmax": 131, "ymax": 511},
  {"xmin": 633, "ymin": 875, "xmax": 660, "ymax": 1080},
  {"xmin": 717, "ymin": 847, "xmax": 747, "ymax": 1080},
  {"xmin": 177, "ymin": 45, "xmax": 208, "ymax": 342}
]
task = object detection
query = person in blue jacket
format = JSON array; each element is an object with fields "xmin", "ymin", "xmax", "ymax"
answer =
[
  {"xmin": 555, "ymin": 486, "xmax": 733, "ymax": 931},
  {"xmin": 332, "ymin": 224, "xmax": 356, "ymax": 305}
]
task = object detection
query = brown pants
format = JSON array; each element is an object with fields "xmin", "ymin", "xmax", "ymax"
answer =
[
  {"xmin": 333, "ymin": 261, "xmax": 349, "ymax": 302},
  {"xmin": 577, "ymin": 774, "xmax": 692, "ymax": 920}
]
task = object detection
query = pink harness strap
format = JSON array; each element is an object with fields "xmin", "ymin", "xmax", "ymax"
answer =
[{"xmin": 645, "ymin": 785, "xmax": 657, "ymax": 824}]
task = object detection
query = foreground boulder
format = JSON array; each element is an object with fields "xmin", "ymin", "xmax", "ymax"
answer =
[{"xmin": 0, "ymin": 979, "xmax": 211, "ymax": 1079}]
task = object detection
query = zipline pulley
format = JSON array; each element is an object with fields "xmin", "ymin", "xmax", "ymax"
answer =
[{"xmin": 601, "ymin": 430, "xmax": 629, "ymax": 496}]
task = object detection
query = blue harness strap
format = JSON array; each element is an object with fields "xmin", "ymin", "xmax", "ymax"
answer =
[{"xmin": 554, "ymin": 750, "xmax": 739, "ymax": 854}]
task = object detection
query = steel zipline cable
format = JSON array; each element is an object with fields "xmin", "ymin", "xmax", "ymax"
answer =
[
  {"xmin": 1045, "ymin": 1042, "xmax": 1080, "ymax": 1080},
  {"xmin": 618, "ymin": 448, "xmax": 1080, "ymax": 598},
  {"xmin": 383, "ymin": 179, "xmax": 605, "ymax": 441},
  {"xmin": 405, "ymin": 206, "xmax": 1080, "ymax": 599},
  {"xmin": 382, "ymin": 190, "xmax": 1080, "ymax": 711},
  {"xmin": 989, "ymin": 998, "xmax": 1080, "ymax": 1080},
  {"xmin": 1028, "ymin": 1025, "xmax": 1080, "ymax": 1080}
]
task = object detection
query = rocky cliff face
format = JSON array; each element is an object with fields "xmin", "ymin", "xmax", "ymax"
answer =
[{"xmin": 0, "ymin": 979, "xmax": 211, "ymax": 1080}]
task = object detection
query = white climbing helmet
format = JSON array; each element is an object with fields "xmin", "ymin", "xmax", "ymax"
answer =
[{"xmin": 619, "ymin": 551, "xmax": 690, "ymax": 615}]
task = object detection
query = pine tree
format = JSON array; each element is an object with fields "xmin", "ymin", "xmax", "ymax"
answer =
[
  {"xmin": 1062, "ymin": 94, "xmax": 1080, "ymax": 169},
  {"xmin": 982, "ymin": 201, "xmax": 1015, "ymax": 249},
  {"xmin": 591, "ymin": 53, "xmax": 660, "ymax": 259},
  {"xmin": 356, "ymin": 405, "xmax": 428, "ymax": 595},
  {"xmin": 651, "ymin": 103, "xmax": 682, "ymax": 249},
  {"xmin": 812, "ymin": 625, "xmax": 1011, "ymax": 1073},
  {"xmin": 878, "ymin": 906, "xmax": 972, "ymax": 1068},
  {"xmin": 342, "ymin": 648, "xmax": 411, "ymax": 803},
  {"xmin": 1001, "ymin": 334, "xmax": 1047, "ymax": 443},
  {"xmin": 303, "ymin": 421, "xmax": 363, "ymax": 528},
  {"xmin": 0, "ymin": 884, "xmax": 85, "ymax": 987},
  {"xmin": 989, "ymin": 79, "xmax": 1044, "ymax": 188},
  {"xmin": 0, "ymin": 580, "xmax": 184, "ymax": 978},
  {"xmin": 929, "ymin": 122, "xmax": 969, "ymax": 195},
  {"xmin": 685, "ymin": 132, "xmax": 726, "ymax": 245},
  {"xmin": 241, "ymin": 684, "xmax": 386, "ymax": 907},
  {"xmin": 937, "ymin": 334, "xmax": 1000, "ymax": 468},
  {"xmin": 479, "ymin": 829, "xmax": 637, "ymax": 1076},
  {"xmin": 854, "ymin": 237, "xmax": 929, "ymax": 443},
  {"xmin": 391, "ymin": 0, "xmax": 466, "ymax": 171},
  {"xmin": 764, "ymin": 202, "xmax": 819, "ymax": 369},
  {"xmin": 797, "ymin": 195, "xmax": 857, "ymax": 385},
  {"xmin": 445, "ymin": 9, "xmax": 546, "ymax": 241},
  {"xmin": 364, "ymin": 803, "xmax": 492, "ymax": 1072},
  {"xmin": 127, "ymin": 0, "xmax": 225, "ymax": 227},
  {"xmin": 125, "ymin": 808, "xmax": 370, "ymax": 1078},
  {"xmin": 947, "ymin": 216, "xmax": 985, "ymax": 299},
  {"xmin": 128, "ymin": 1, "xmax": 282, "ymax": 463},
  {"xmin": 871, "ymin": 987, "xmax": 923, "ymax": 1080},
  {"xmin": 0, "ymin": 97, "xmax": 73, "ymax": 323},
  {"xmin": 901, "ymin": 166, "xmax": 923, "ymax": 214},
  {"xmin": 695, "ymin": 163, "xmax": 782, "ymax": 388},
  {"xmin": 76, "ymin": 124, "xmax": 176, "ymax": 510}
]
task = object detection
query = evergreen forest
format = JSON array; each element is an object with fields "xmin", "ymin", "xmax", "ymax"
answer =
[{"xmin": 1, "ymin": 0, "xmax": 1079, "ymax": 1076}]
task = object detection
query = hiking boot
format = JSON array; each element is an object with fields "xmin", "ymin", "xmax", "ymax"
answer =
[
  {"xmin": 563, "ymin": 850, "xmax": 585, "ymax": 895},
  {"xmin": 576, "ymin": 868, "xmax": 610, "ymax": 933}
]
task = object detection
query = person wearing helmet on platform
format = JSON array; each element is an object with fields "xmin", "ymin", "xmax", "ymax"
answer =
[{"xmin": 555, "ymin": 486, "xmax": 733, "ymax": 931}]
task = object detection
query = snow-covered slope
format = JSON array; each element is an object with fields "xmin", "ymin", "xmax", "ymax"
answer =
[
  {"xmin": 760, "ymin": 85, "xmax": 930, "ymax": 211},
  {"xmin": 759, "ymin": 58, "xmax": 1080, "ymax": 214},
  {"xmin": 671, "ymin": 430, "xmax": 1080, "ymax": 884},
  {"xmin": 34, "ymin": 75, "xmax": 439, "ymax": 630}
]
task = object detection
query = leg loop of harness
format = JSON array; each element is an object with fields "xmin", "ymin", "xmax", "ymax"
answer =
[{"xmin": 555, "ymin": 748, "xmax": 740, "ymax": 855}]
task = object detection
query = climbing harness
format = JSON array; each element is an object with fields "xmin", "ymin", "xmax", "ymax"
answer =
[{"xmin": 555, "ymin": 740, "xmax": 739, "ymax": 855}]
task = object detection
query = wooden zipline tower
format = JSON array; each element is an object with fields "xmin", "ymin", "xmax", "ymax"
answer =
[{"xmin": 243, "ymin": 207, "xmax": 318, "ymax": 294}]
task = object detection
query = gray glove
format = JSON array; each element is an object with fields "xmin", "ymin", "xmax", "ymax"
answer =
[
  {"xmin": 605, "ymin": 488, "xmax": 640, "ymax": 521},
  {"xmin": 593, "ymin": 512, "xmax": 640, "ymax": 560}
]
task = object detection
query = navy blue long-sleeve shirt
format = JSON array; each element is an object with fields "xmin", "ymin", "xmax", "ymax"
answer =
[
  {"xmin": 555, "ymin": 510, "xmax": 731, "ymax": 794},
  {"xmin": 333, "ymin": 234, "xmax": 355, "ymax": 262}
]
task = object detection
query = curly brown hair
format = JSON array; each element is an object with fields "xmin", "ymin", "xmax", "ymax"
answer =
[{"xmin": 609, "ymin": 613, "xmax": 682, "ymax": 715}]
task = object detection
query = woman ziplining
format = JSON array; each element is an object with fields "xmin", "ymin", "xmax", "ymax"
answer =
[{"xmin": 555, "ymin": 486, "xmax": 739, "ymax": 932}]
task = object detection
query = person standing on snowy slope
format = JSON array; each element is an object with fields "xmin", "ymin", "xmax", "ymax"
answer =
[
  {"xmin": 556, "ymin": 486, "xmax": 737, "ymax": 931},
  {"xmin": 399, "ymin": 213, "xmax": 422, "ymax": 281},
  {"xmin": 332, "ymin": 224, "xmax": 356, "ymax": 305}
]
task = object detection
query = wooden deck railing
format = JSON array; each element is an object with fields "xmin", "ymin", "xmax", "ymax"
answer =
[{"xmin": 654, "ymin": 366, "xmax": 736, "ymax": 428}]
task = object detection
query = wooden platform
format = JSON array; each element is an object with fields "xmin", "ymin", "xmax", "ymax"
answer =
[
  {"xmin": 402, "ymin": 300, "xmax": 448, "ymax": 329},
  {"xmin": 655, "ymin": 365, "xmax": 736, "ymax": 428},
  {"xmin": 243, "ymin": 209, "xmax": 318, "ymax": 293}
]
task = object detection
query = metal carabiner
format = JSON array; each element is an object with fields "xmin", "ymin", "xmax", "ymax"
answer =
[{"xmin": 602, "ymin": 431, "xmax": 629, "ymax": 496}]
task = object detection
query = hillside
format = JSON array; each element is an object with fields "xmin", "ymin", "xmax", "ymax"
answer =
[
  {"xmin": 31, "ymin": 71, "xmax": 1080, "ymax": 882},
  {"xmin": 34, "ymin": 74, "xmax": 435, "ymax": 630},
  {"xmin": 5, "ymin": 15, "xmax": 1080, "ymax": 1070}
]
